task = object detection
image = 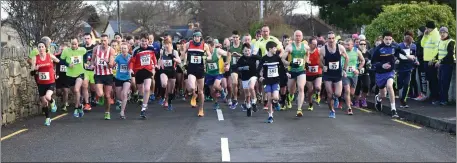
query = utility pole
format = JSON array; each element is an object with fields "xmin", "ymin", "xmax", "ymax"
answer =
[
  {"xmin": 310, "ymin": 1, "xmax": 314, "ymax": 36},
  {"xmin": 117, "ymin": 0, "xmax": 121, "ymax": 34},
  {"xmin": 260, "ymin": 0, "xmax": 264, "ymax": 22}
]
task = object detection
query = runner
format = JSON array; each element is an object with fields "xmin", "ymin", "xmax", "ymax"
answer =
[
  {"xmin": 148, "ymin": 34, "xmax": 161, "ymax": 102},
  {"xmin": 82, "ymin": 33, "xmax": 97, "ymax": 110},
  {"xmin": 92, "ymin": 34, "xmax": 116, "ymax": 120},
  {"xmin": 227, "ymin": 30, "xmax": 242, "ymax": 109},
  {"xmin": 397, "ymin": 31, "xmax": 418, "ymax": 108},
  {"xmin": 257, "ymin": 41, "xmax": 290, "ymax": 123},
  {"xmin": 205, "ymin": 38, "xmax": 229, "ymax": 110},
  {"xmin": 319, "ymin": 31, "xmax": 349, "ymax": 118},
  {"xmin": 305, "ymin": 37, "xmax": 322, "ymax": 111},
  {"xmin": 279, "ymin": 34, "xmax": 292, "ymax": 111},
  {"xmin": 341, "ymin": 38, "xmax": 365, "ymax": 115},
  {"xmin": 32, "ymin": 41, "xmax": 60, "ymax": 126},
  {"xmin": 55, "ymin": 43, "xmax": 70, "ymax": 112},
  {"xmin": 372, "ymin": 31, "xmax": 415, "ymax": 118},
  {"xmin": 354, "ymin": 39, "xmax": 371, "ymax": 108},
  {"xmin": 60, "ymin": 37, "xmax": 87, "ymax": 118},
  {"xmin": 129, "ymin": 33, "xmax": 157, "ymax": 119},
  {"xmin": 175, "ymin": 39, "xmax": 186, "ymax": 101},
  {"xmin": 158, "ymin": 36, "xmax": 181, "ymax": 110},
  {"xmin": 181, "ymin": 30, "xmax": 211, "ymax": 117},
  {"xmin": 281, "ymin": 30, "xmax": 310, "ymax": 116},
  {"xmin": 237, "ymin": 43, "xmax": 260, "ymax": 115},
  {"xmin": 114, "ymin": 43, "xmax": 132, "ymax": 119}
]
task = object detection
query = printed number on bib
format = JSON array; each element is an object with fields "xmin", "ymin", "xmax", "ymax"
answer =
[
  {"xmin": 191, "ymin": 56, "xmax": 202, "ymax": 64},
  {"xmin": 140, "ymin": 55, "xmax": 151, "ymax": 66},
  {"xmin": 38, "ymin": 72, "xmax": 50, "ymax": 80},
  {"xmin": 348, "ymin": 66, "xmax": 355, "ymax": 72},
  {"xmin": 232, "ymin": 57, "xmax": 238, "ymax": 64},
  {"xmin": 60, "ymin": 65, "xmax": 67, "ymax": 72},
  {"xmin": 208, "ymin": 63, "xmax": 217, "ymax": 70},
  {"xmin": 163, "ymin": 60, "xmax": 172, "ymax": 67},
  {"xmin": 293, "ymin": 58, "xmax": 304, "ymax": 66},
  {"xmin": 97, "ymin": 58, "xmax": 107, "ymax": 66},
  {"xmin": 329, "ymin": 62, "xmax": 339, "ymax": 70},
  {"xmin": 267, "ymin": 66, "xmax": 279, "ymax": 78},
  {"xmin": 120, "ymin": 64, "xmax": 128, "ymax": 73},
  {"xmin": 308, "ymin": 65, "xmax": 318, "ymax": 73},
  {"xmin": 71, "ymin": 56, "xmax": 82, "ymax": 64}
]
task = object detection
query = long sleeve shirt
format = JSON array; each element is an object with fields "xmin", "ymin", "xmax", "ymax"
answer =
[{"xmin": 371, "ymin": 43, "xmax": 406, "ymax": 74}]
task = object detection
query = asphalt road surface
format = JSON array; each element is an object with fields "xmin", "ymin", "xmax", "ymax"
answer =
[{"xmin": 1, "ymin": 98, "xmax": 455, "ymax": 162}]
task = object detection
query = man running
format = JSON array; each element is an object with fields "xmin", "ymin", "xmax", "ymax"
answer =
[
  {"xmin": 55, "ymin": 43, "xmax": 70, "ymax": 112},
  {"xmin": 341, "ymin": 38, "xmax": 365, "ymax": 115},
  {"xmin": 237, "ymin": 43, "xmax": 260, "ymax": 115},
  {"xmin": 114, "ymin": 43, "xmax": 132, "ymax": 119},
  {"xmin": 372, "ymin": 31, "xmax": 415, "ymax": 118},
  {"xmin": 281, "ymin": 30, "xmax": 310, "ymax": 116},
  {"xmin": 305, "ymin": 37, "xmax": 322, "ymax": 111},
  {"xmin": 205, "ymin": 38, "xmax": 229, "ymax": 110},
  {"xmin": 258, "ymin": 41, "xmax": 290, "ymax": 123},
  {"xmin": 92, "ymin": 34, "xmax": 116, "ymax": 120},
  {"xmin": 397, "ymin": 31, "xmax": 419, "ymax": 108},
  {"xmin": 227, "ymin": 30, "xmax": 242, "ymax": 109},
  {"xmin": 82, "ymin": 33, "xmax": 97, "ymax": 109},
  {"xmin": 181, "ymin": 30, "xmax": 211, "ymax": 117},
  {"xmin": 129, "ymin": 33, "xmax": 157, "ymax": 119},
  {"xmin": 60, "ymin": 37, "xmax": 87, "ymax": 118},
  {"xmin": 320, "ymin": 31, "xmax": 349, "ymax": 118}
]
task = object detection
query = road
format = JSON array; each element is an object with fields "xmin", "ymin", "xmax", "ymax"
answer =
[{"xmin": 1, "ymin": 99, "xmax": 455, "ymax": 162}]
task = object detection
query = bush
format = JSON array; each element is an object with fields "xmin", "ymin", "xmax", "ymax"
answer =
[
  {"xmin": 248, "ymin": 14, "xmax": 295, "ymax": 39},
  {"xmin": 365, "ymin": 2, "xmax": 456, "ymax": 44}
]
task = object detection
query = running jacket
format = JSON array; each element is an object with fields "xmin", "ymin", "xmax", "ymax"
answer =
[{"xmin": 371, "ymin": 43, "xmax": 406, "ymax": 74}]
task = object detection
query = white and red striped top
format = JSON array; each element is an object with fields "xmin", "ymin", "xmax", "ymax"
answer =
[{"xmin": 94, "ymin": 46, "xmax": 113, "ymax": 75}]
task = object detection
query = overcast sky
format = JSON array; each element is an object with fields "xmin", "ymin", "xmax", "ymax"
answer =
[{"xmin": 1, "ymin": 1, "xmax": 319, "ymax": 19}]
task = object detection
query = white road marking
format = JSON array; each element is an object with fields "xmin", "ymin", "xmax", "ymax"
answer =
[
  {"xmin": 217, "ymin": 109, "xmax": 224, "ymax": 121},
  {"xmin": 221, "ymin": 137, "xmax": 231, "ymax": 162}
]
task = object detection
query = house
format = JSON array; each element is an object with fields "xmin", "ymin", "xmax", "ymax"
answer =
[
  {"xmin": 163, "ymin": 23, "xmax": 198, "ymax": 43},
  {"xmin": 103, "ymin": 20, "xmax": 141, "ymax": 39},
  {"xmin": 80, "ymin": 21, "xmax": 102, "ymax": 43},
  {"xmin": 284, "ymin": 15, "xmax": 339, "ymax": 38},
  {"xmin": 1, "ymin": 20, "xmax": 22, "ymax": 48}
]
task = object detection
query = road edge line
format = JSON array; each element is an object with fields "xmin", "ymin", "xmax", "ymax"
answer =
[
  {"xmin": 51, "ymin": 113, "xmax": 68, "ymax": 121},
  {"xmin": 1, "ymin": 129, "xmax": 28, "ymax": 141},
  {"xmin": 392, "ymin": 119, "xmax": 422, "ymax": 129}
]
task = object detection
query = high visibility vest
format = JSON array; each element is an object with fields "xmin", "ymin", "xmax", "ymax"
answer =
[{"xmin": 437, "ymin": 39, "xmax": 455, "ymax": 60}]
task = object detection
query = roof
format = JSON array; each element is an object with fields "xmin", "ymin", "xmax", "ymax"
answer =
[
  {"xmin": 169, "ymin": 25, "xmax": 189, "ymax": 30},
  {"xmin": 164, "ymin": 28, "xmax": 193, "ymax": 39},
  {"xmin": 105, "ymin": 20, "xmax": 140, "ymax": 34}
]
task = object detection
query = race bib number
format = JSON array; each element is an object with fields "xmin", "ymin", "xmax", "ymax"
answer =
[
  {"xmin": 348, "ymin": 66, "xmax": 355, "ymax": 72},
  {"xmin": 163, "ymin": 60, "xmax": 172, "ymax": 67},
  {"xmin": 232, "ymin": 57, "xmax": 238, "ymax": 64},
  {"xmin": 140, "ymin": 55, "xmax": 150, "ymax": 66},
  {"xmin": 267, "ymin": 66, "xmax": 279, "ymax": 78},
  {"xmin": 191, "ymin": 56, "xmax": 202, "ymax": 64},
  {"xmin": 60, "ymin": 65, "xmax": 67, "ymax": 72},
  {"xmin": 329, "ymin": 62, "xmax": 339, "ymax": 70},
  {"xmin": 71, "ymin": 56, "xmax": 82, "ymax": 64},
  {"xmin": 119, "ymin": 64, "xmax": 128, "ymax": 73},
  {"xmin": 308, "ymin": 65, "xmax": 318, "ymax": 73},
  {"xmin": 208, "ymin": 63, "xmax": 217, "ymax": 70},
  {"xmin": 38, "ymin": 72, "xmax": 50, "ymax": 80},
  {"xmin": 400, "ymin": 49, "xmax": 410, "ymax": 60},
  {"xmin": 293, "ymin": 58, "xmax": 304, "ymax": 66},
  {"xmin": 97, "ymin": 58, "xmax": 107, "ymax": 66}
]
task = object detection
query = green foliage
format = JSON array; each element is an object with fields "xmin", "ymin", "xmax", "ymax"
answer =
[
  {"xmin": 249, "ymin": 21, "xmax": 263, "ymax": 38},
  {"xmin": 365, "ymin": 2, "xmax": 456, "ymax": 43}
]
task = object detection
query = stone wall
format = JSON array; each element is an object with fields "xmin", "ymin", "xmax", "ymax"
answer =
[{"xmin": 1, "ymin": 47, "xmax": 41, "ymax": 125}]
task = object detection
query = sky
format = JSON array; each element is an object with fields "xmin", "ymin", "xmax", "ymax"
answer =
[{"xmin": 1, "ymin": 1, "xmax": 319, "ymax": 20}]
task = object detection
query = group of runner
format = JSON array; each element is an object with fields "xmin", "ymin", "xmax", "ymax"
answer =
[{"xmin": 29, "ymin": 24, "xmax": 424, "ymax": 125}]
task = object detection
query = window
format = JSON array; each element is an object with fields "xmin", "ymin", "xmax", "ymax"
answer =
[{"xmin": 8, "ymin": 35, "xmax": 11, "ymax": 41}]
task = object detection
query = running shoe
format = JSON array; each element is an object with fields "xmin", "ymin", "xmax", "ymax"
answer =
[
  {"xmin": 227, "ymin": 99, "xmax": 232, "ymax": 106},
  {"xmin": 315, "ymin": 94, "xmax": 321, "ymax": 105},
  {"xmin": 140, "ymin": 109, "xmax": 147, "ymax": 119},
  {"xmin": 274, "ymin": 103, "xmax": 280, "ymax": 111},
  {"xmin": 286, "ymin": 94, "xmax": 293, "ymax": 109},
  {"xmin": 120, "ymin": 111, "xmax": 126, "ymax": 119},
  {"xmin": 375, "ymin": 95, "xmax": 382, "ymax": 112},
  {"xmin": 267, "ymin": 116, "xmax": 274, "ymax": 123},
  {"xmin": 198, "ymin": 109, "xmax": 204, "ymax": 117},
  {"xmin": 252, "ymin": 103, "xmax": 258, "ymax": 112},
  {"xmin": 167, "ymin": 104, "xmax": 173, "ymax": 111},
  {"xmin": 247, "ymin": 107, "xmax": 252, "ymax": 117},
  {"xmin": 333, "ymin": 97, "xmax": 339, "ymax": 109},
  {"xmin": 213, "ymin": 103, "xmax": 220, "ymax": 110},
  {"xmin": 413, "ymin": 93, "xmax": 427, "ymax": 101},
  {"xmin": 115, "ymin": 100, "xmax": 121, "ymax": 110},
  {"xmin": 221, "ymin": 89, "xmax": 227, "ymax": 100},
  {"xmin": 78, "ymin": 108, "xmax": 84, "ymax": 117},
  {"xmin": 230, "ymin": 100, "xmax": 238, "ymax": 110},
  {"xmin": 50, "ymin": 99, "xmax": 57, "ymax": 113},
  {"xmin": 307, "ymin": 105, "xmax": 313, "ymax": 111},
  {"xmin": 296, "ymin": 109, "xmax": 303, "ymax": 117},
  {"xmin": 159, "ymin": 98, "xmax": 165, "ymax": 106},
  {"xmin": 84, "ymin": 103, "xmax": 92, "ymax": 111},
  {"xmin": 337, "ymin": 101, "xmax": 343, "ymax": 110},
  {"xmin": 361, "ymin": 98, "xmax": 368, "ymax": 108},
  {"xmin": 352, "ymin": 100, "xmax": 359, "ymax": 108},
  {"xmin": 149, "ymin": 94, "xmax": 156, "ymax": 101},
  {"xmin": 44, "ymin": 118, "xmax": 51, "ymax": 126},
  {"xmin": 97, "ymin": 96, "xmax": 105, "ymax": 106},
  {"xmin": 440, "ymin": 101, "xmax": 448, "ymax": 106},
  {"xmin": 279, "ymin": 104, "xmax": 286, "ymax": 111},
  {"xmin": 391, "ymin": 110, "xmax": 399, "ymax": 118},
  {"xmin": 73, "ymin": 109, "xmax": 79, "ymax": 118},
  {"xmin": 432, "ymin": 101, "xmax": 440, "ymax": 105},
  {"xmin": 104, "ymin": 112, "xmax": 110, "ymax": 120},
  {"xmin": 190, "ymin": 95, "xmax": 197, "ymax": 107},
  {"xmin": 328, "ymin": 110, "xmax": 336, "ymax": 118},
  {"xmin": 61, "ymin": 103, "xmax": 68, "ymax": 112},
  {"xmin": 347, "ymin": 108, "xmax": 353, "ymax": 115}
]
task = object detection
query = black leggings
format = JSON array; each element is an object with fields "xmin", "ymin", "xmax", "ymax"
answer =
[
  {"xmin": 355, "ymin": 74, "xmax": 370, "ymax": 96},
  {"xmin": 42, "ymin": 107, "xmax": 50, "ymax": 118}
]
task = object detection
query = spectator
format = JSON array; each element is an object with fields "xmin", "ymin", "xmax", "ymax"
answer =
[
  {"xmin": 435, "ymin": 27, "xmax": 455, "ymax": 105},
  {"xmin": 414, "ymin": 26, "xmax": 427, "ymax": 101},
  {"xmin": 421, "ymin": 20, "xmax": 440, "ymax": 104},
  {"xmin": 397, "ymin": 31, "xmax": 418, "ymax": 108}
]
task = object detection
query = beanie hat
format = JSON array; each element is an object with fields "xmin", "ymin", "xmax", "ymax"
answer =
[
  {"xmin": 418, "ymin": 26, "xmax": 426, "ymax": 33},
  {"xmin": 439, "ymin": 27, "xmax": 449, "ymax": 33},
  {"xmin": 426, "ymin": 21, "xmax": 436, "ymax": 29}
]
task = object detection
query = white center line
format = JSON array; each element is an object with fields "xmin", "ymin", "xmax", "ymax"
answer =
[
  {"xmin": 216, "ymin": 109, "xmax": 224, "ymax": 121},
  {"xmin": 221, "ymin": 137, "xmax": 231, "ymax": 162}
]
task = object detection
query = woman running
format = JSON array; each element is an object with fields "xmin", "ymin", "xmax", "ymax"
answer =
[
  {"xmin": 114, "ymin": 43, "xmax": 132, "ymax": 119},
  {"xmin": 158, "ymin": 36, "xmax": 181, "ymax": 110},
  {"xmin": 32, "ymin": 41, "xmax": 60, "ymax": 126}
]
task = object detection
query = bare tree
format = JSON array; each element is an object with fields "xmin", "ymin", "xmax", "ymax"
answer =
[
  {"xmin": 264, "ymin": 0, "xmax": 299, "ymax": 17},
  {"xmin": 2, "ymin": 0, "xmax": 88, "ymax": 46},
  {"xmin": 96, "ymin": 0, "xmax": 117, "ymax": 19}
]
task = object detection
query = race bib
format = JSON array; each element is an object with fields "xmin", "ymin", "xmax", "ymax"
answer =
[
  {"xmin": 208, "ymin": 63, "xmax": 217, "ymax": 70},
  {"xmin": 232, "ymin": 57, "xmax": 238, "ymax": 64},
  {"xmin": 191, "ymin": 56, "xmax": 202, "ymax": 64},
  {"xmin": 267, "ymin": 66, "xmax": 279, "ymax": 78},
  {"xmin": 163, "ymin": 60, "xmax": 172, "ymax": 67},
  {"xmin": 293, "ymin": 58, "xmax": 304, "ymax": 66},
  {"xmin": 97, "ymin": 58, "xmax": 107, "ymax": 66},
  {"xmin": 400, "ymin": 49, "xmax": 410, "ymax": 60},
  {"xmin": 60, "ymin": 65, "xmax": 67, "ymax": 72},
  {"xmin": 348, "ymin": 66, "xmax": 355, "ymax": 72},
  {"xmin": 140, "ymin": 55, "xmax": 150, "ymax": 66},
  {"xmin": 119, "ymin": 64, "xmax": 128, "ymax": 73},
  {"xmin": 38, "ymin": 72, "xmax": 50, "ymax": 80},
  {"xmin": 71, "ymin": 56, "xmax": 82, "ymax": 64},
  {"xmin": 329, "ymin": 62, "xmax": 339, "ymax": 70},
  {"xmin": 308, "ymin": 65, "xmax": 318, "ymax": 73}
]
